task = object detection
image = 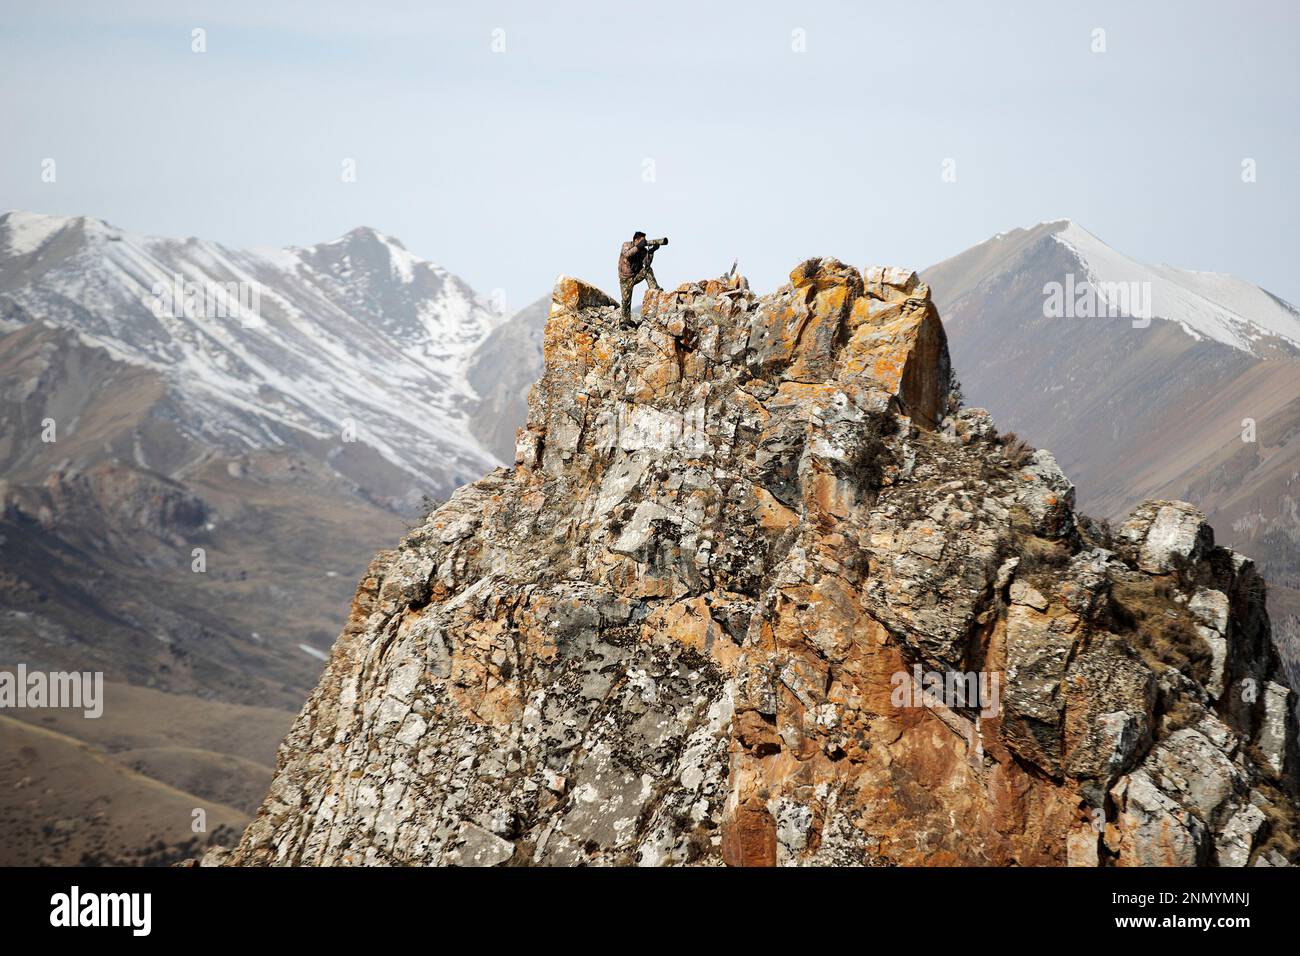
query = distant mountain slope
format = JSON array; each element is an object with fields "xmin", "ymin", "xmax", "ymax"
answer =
[
  {"xmin": 928, "ymin": 220, "xmax": 1300, "ymax": 357},
  {"xmin": 924, "ymin": 221, "xmax": 1300, "ymax": 685},
  {"xmin": 0, "ymin": 211, "xmax": 505, "ymax": 501},
  {"xmin": 0, "ymin": 211, "xmax": 526, "ymax": 707},
  {"xmin": 0, "ymin": 211, "xmax": 523, "ymax": 865},
  {"xmin": 0, "ymin": 707, "xmax": 251, "ymax": 866},
  {"xmin": 467, "ymin": 295, "xmax": 549, "ymax": 463}
]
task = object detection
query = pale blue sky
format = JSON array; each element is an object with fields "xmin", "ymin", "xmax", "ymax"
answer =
[{"xmin": 2, "ymin": 0, "xmax": 1297, "ymax": 308}]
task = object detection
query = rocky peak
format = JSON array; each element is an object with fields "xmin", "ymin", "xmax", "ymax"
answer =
[{"xmin": 220, "ymin": 258, "xmax": 1299, "ymax": 867}]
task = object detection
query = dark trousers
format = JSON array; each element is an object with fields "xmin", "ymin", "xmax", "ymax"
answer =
[{"xmin": 619, "ymin": 265, "xmax": 660, "ymax": 320}]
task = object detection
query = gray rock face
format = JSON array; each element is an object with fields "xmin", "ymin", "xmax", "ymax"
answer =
[
  {"xmin": 1016, "ymin": 449, "xmax": 1077, "ymax": 540},
  {"xmin": 1189, "ymin": 588, "xmax": 1231, "ymax": 699},
  {"xmin": 1117, "ymin": 501, "xmax": 1214, "ymax": 575},
  {"xmin": 1259, "ymin": 681, "xmax": 1292, "ymax": 775},
  {"xmin": 220, "ymin": 262, "xmax": 1300, "ymax": 867},
  {"xmin": 924, "ymin": 220, "xmax": 1300, "ymax": 714},
  {"xmin": 1108, "ymin": 770, "xmax": 1210, "ymax": 867}
]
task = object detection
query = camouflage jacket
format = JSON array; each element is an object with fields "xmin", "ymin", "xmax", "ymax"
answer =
[{"xmin": 618, "ymin": 238, "xmax": 648, "ymax": 279}]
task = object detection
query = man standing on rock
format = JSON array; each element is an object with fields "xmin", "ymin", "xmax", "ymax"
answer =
[{"xmin": 618, "ymin": 231, "xmax": 668, "ymax": 324}]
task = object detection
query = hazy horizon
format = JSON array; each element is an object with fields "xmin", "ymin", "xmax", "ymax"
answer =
[{"xmin": 3, "ymin": 0, "xmax": 1298, "ymax": 310}]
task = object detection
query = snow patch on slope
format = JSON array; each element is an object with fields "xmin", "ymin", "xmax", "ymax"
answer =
[
  {"xmin": 1051, "ymin": 221, "xmax": 1300, "ymax": 355},
  {"xmin": 0, "ymin": 210, "xmax": 67, "ymax": 257},
  {"xmin": 0, "ymin": 210, "xmax": 510, "ymax": 490}
]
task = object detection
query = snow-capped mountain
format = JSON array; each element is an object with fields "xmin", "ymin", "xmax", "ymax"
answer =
[
  {"xmin": 0, "ymin": 210, "xmax": 507, "ymax": 499},
  {"xmin": 0, "ymin": 208, "xmax": 533, "ymax": 738},
  {"xmin": 1046, "ymin": 219, "xmax": 1300, "ymax": 355},
  {"xmin": 934, "ymin": 219, "xmax": 1300, "ymax": 358}
]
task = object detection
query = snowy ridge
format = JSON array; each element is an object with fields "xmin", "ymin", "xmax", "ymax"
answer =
[
  {"xmin": 0, "ymin": 210, "xmax": 509, "ymax": 491},
  {"xmin": 1050, "ymin": 220, "xmax": 1300, "ymax": 356}
]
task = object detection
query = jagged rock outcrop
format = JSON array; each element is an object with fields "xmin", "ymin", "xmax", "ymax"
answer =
[{"xmin": 222, "ymin": 259, "xmax": 1300, "ymax": 866}]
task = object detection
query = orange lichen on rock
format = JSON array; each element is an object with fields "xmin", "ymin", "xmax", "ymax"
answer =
[{"xmin": 222, "ymin": 260, "xmax": 1299, "ymax": 870}]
